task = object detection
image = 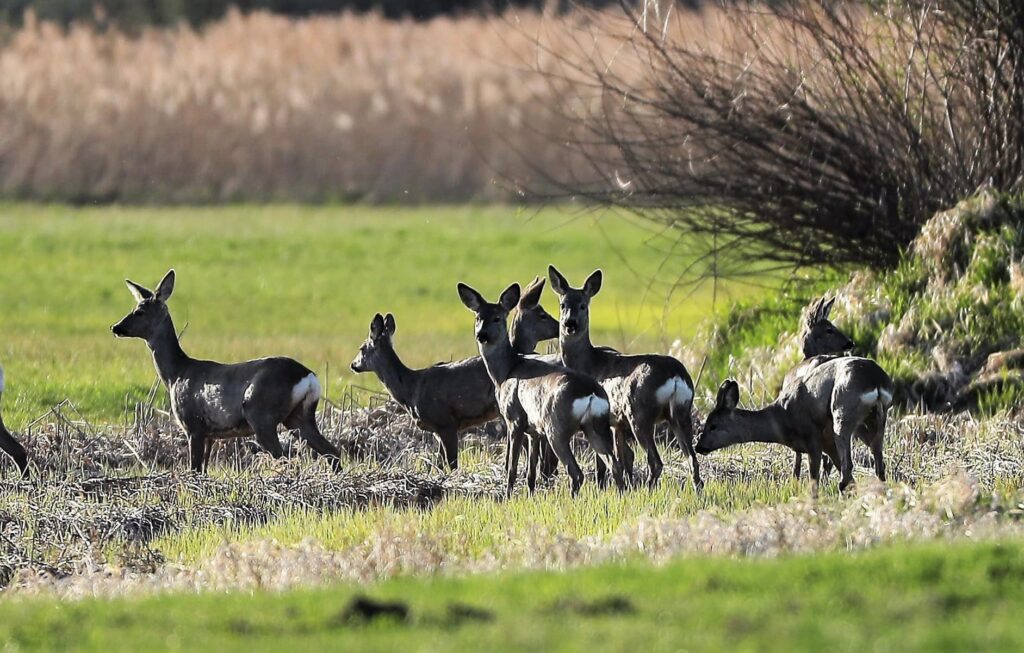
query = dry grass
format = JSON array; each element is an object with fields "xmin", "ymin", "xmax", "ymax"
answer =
[
  {"xmin": 0, "ymin": 9, "xmax": 597, "ymax": 202},
  {"xmin": 1, "ymin": 389, "xmax": 1022, "ymax": 600},
  {"xmin": 0, "ymin": 6, "xmax": 805, "ymax": 203}
]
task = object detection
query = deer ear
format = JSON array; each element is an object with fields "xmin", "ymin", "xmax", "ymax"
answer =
[
  {"xmin": 155, "ymin": 269, "xmax": 175, "ymax": 302},
  {"xmin": 370, "ymin": 313, "xmax": 385, "ymax": 337},
  {"xmin": 583, "ymin": 269, "xmax": 603, "ymax": 298},
  {"xmin": 716, "ymin": 380, "xmax": 739, "ymax": 410},
  {"xmin": 519, "ymin": 277, "xmax": 545, "ymax": 309},
  {"xmin": 383, "ymin": 313, "xmax": 396, "ymax": 336},
  {"xmin": 457, "ymin": 283, "xmax": 485, "ymax": 312},
  {"xmin": 125, "ymin": 279, "xmax": 153, "ymax": 303},
  {"xmin": 498, "ymin": 283, "xmax": 521, "ymax": 311},
  {"xmin": 807, "ymin": 297, "xmax": 823, "ymax": 327},
  {"xmin": 823, "ymin": 297, "xmax": 836, "ymax": 319},
  {"xmin": 548, "ymin": 265, "xmax": 569, "ymax": 296}
]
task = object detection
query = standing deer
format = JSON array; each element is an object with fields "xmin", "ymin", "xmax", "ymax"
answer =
[
  {"xmin": 548, "ymin": 266, "xmax": 700, "ymax": 490},
  {"xmin": 111, "ymin": 270, "xmax": 341, "ymax": 472},
  {"xmin": 786, "ymin": 296, "xmax": 855, "ymax": 478},
  {"xmin": 457, "ymin": 281, "xmax": 624, "ymax": 497},
  {"xmin": 350, "ymin": 277, "xmax": 559, "ymax": 470},
  {"xmin": 698, "ymin": 356, "xmax": 893, "ymax": 493},
  {"xmin": 0, "ymin": 364, "xmax": 30, "ymax": 477}
]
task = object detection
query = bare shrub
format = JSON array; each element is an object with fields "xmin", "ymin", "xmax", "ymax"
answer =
[{"xmin": 545, "ymin": 0, "xmax": 1024, "ymax": 272}]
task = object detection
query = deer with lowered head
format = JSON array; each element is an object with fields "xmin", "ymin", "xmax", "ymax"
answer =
[
  {"xmin": 350, "ymin": 277, "xmax": 559, "ymax": 471},
  {"xmin": 457, "ymin": 281, "xmax": 625, "ymax": 496},
  {"xmin": 698, "ymin": 355, "xmax": 893, "ymax": 493},
  {"xmin": 0, "ymin": 364, "xmax": 30, "ymax": 477},
  {"xmin": 785, "ymin": 296, "xmax": 856, "ymax": 479},
  {"xmin": 111, "ymin": 270, "xmax": 342, "ymax": 472},
  {"xmin": 548, "ymin": 266, "xmax": 701, "ymax": 489}
]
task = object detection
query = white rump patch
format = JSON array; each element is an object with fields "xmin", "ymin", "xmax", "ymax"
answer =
[
  {"xmin": 655, "ymin": 376, "xmax": 693, "ymax": 407},
  {"xmin": 572, "ymin": 394, "xmax": 610, "ymax": 422},
  {"xmin": 859, "ymin": 389, "xmax": 880, "ymax": 405},
  {"xmin": 878, "ymin": 388, "xmax": 893, "ymax": 406},
  {"xmin": 292, "ymin": 373, "xmax": 322, "ymax": 408}
]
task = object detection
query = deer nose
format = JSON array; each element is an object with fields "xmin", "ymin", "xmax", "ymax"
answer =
[
  {"xmin": 476, "ymin": 332, "xmax": 489, "ymax": 344},
  {"xmin": 563, "ymin": 319, "xmax": 578, "ymax": 333}
]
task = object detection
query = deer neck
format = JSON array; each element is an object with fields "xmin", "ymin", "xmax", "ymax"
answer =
[
  {"xmin": 146, "ymin": 316, "xmax": 191, "ymax": 385},
  {"xmin": 509, "ymin": 313, "xmax": 536, "ymax": 355},
  {"xmin": 733, "ymin": 403, "xmax": 790, "ymax": 446},
  {"xmin": 479, "ymin": 334, "xmax": 517, "ymax": 387},
  {"xmin": 372, "ymin": 341, "xmax": 419, "ymax": 409},
  {"xmin": 559, "ymin": 331, "xmax": 598, "ymax": 370}
]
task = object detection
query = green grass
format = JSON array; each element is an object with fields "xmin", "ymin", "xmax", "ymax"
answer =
[
  {"xmin": 0, "ymin": 204, "xmax": 763, "ymax": 426},
  {"xmin": 2, "ymin": 539, "xmax": 1023, "ymax": 651},
  {"xmin": 155, "ymin": 460, "xmax": 811, "ymax": 564}
]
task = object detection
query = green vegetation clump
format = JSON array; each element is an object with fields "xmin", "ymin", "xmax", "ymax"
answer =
[
  {"xmin": 3, "ymin": 539, "xmax": 1024, "ymax": 651},
  {"xmin": 698, "ymin": 191, "xmax": 1024, "ymax": 412}
]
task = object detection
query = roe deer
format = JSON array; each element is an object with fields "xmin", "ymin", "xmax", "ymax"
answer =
[
  {"xmin": 548, "ymin": 266, "xmax": 700, "ymax": 489},
  {"xmin": 698, "ymin": 357, "xmax": 893, "ymax": 493},
  {"xmin": 457, "ymin": 281, "xmax": 624, "ymax": 496},
  {"xmin": 786, "ymin": 296, "xmax": 855, "ymax": 479},
  {"xmin": 111, "ymin": 270, "xmax": 341, "ymax": 472},
  {"xmin": 0, "ymin": 364, "xmax": 30, "ymax": 477},
  {"xmin": 350, "ymin": 277, "xmax": 559, "ymax": 470}
]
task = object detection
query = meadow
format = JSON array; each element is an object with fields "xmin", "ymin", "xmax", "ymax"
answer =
[
  {"xmin": 1, "ymin": 204, "xmax": 1023, "ymax": 652},
  {"xmin": 0, "ymin": 203, "xmax": 753, "ymax": 426},
  {"xmin": 4, "ymin": 540, "xmax": 1024, "ymax": 651}
]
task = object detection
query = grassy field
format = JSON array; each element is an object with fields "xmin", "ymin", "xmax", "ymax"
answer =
[
  {"xmin": 0, "ymin": 204, "xmax": 759, "ymax": 426},
  {"xmin": 2, "ymin": 539, "xmax": 1022, "ymax": 651}
]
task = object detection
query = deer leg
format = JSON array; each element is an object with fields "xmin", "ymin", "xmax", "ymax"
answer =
[
  {"xmin": 437, "ymin": 427, "xmax": 459, "ymax": 472},
  {"xmin": 526, "ymin": 436, "xmax": 541, "ymax": 494},
  {"xmin": 505, "ymin": 423, "xmax": 525, "ymax": 499},
  {"xmin": 807, "ymin": 446, "xmax": 822, "ymax": 499},
  {"xmin": 284, "ymin": 403, "xmax": 342, "ymax": 471},
  {"xmin": 0, "ymin": 425, "xmax": 29, "ymax": 478},
  {"xmin": 832, "ymin": 418, "xmax": 856, "ymax": 494},
  {"xmin": 582, "ymin": 417, "xmax": 624, "ymax": 492},
  {"xmin": 612, "ymin": 425, "xmax": 636, "ymax": 487},
  {"xmin": 669, "ymin": 412, "xmax": 702, "ymax": 492},
  {"xmin": 792, "ymin": 452, "xmax": 803, "ymax": 479},
  {"xmin": 189, "ymin": 433, "xmax": 207, "ymax": 473},
  {"xmin": 871, "ymin": 406, "xmax": 888, "ymax": 482},
  {"xmin": 538, "ymin": 438, "xmax": 559, "ymax": 481},
  {"xmin": 203, "ymin": 438, "xmax": 215, "ymax": 470},
  {"xmin": 630, "ymin": 416, "xmax": 663, "ymax": 489},
  {"xmin": 548, "ymin": 430, "xmax": 585, "ymax": 496},
  {"xmin": 250, "ymin": 422, "xmax": 286, "ymax": 461}
]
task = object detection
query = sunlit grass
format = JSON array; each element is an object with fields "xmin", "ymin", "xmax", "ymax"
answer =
[{"xmin": 0, "ymin": 204, "xmax": 764, "ymax": 426}]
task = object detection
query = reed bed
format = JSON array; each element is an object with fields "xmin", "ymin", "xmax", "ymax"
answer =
[
  {"xmin": 0, "ymin": 5, "xmax": 799, "ymax": 203},
  {"xmin": 0, "ymin": 9, "xmax": 597, "ymax": 202}
]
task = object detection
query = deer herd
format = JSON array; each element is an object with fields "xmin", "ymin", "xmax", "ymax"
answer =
[{"xmin": 0, "ymin": 267, "xmax": 894, "ymax": 498}]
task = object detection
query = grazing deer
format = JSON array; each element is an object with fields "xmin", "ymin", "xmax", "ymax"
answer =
[
  {"xmin": 457, "ymin": 281, "xmax": 624, "ymax": 496},
  {"xmin": 548, "ymin": 266, "xmax": 700, "ymax": 489},
  {"xmin": 698, "ymin": 356, "xmax": 893, "ymax": 493},
  {"xmin": 111, "ymin": 270, "xmax": 341, "ymax": 472},
  {"xmin": 786, "ymin": 296, "xmax": 855, "ymax": 478},
  {"xmin": 350, "ymin": 277, "xmax": 559, "ymax": 470},
  {"xmin": 0, "ymin": 364, "xmax": 30, "ymax": 477}
]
